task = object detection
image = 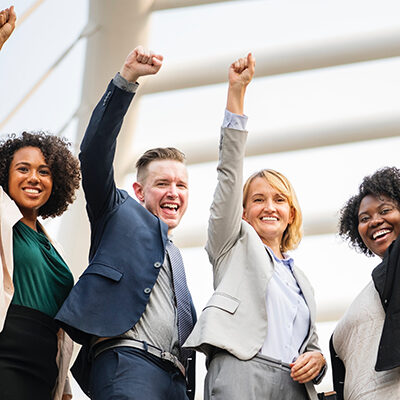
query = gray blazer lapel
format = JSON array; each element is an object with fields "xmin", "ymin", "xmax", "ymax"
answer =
[{"xmin": 292, "ymin": 266, "xmax": 316, "ymax": 324}]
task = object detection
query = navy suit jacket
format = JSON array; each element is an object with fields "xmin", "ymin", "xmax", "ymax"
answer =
[{"xmin": 56, "ymin": 81, "xmax": 196, "ymax": 398}]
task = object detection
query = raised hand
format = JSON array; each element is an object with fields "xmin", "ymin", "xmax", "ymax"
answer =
[
  {"xmin": 120, "ymin": 45, "xmax": 163, "ymax": 83},
  {"xmin": 226, "ymin": 52, "xmax": 255, "ymax": 115},
  {"xmin": 229, "ymin": 53, "xmax": 255, "ymax": 88},
  {"xmin": 0, "ymin": 5, "xmax": 16, "ymax": 51}
]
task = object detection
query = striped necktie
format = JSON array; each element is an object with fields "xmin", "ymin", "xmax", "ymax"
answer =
[{"xmin": 166, "ymin": 240, "xmax": 194, "ymax": 363}]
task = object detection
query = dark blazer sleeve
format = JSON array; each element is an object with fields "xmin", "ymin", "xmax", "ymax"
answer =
[
  {"xmin": 186, "ymin": 301, "xmax": 197, "ymax": 400},
  {"xmin": 330, "ymin": 335, "xmax": 345, "ymax": 400},
  {"xmin": 79, "ymin": 80, "xmax": 135, "ymax": 221}
]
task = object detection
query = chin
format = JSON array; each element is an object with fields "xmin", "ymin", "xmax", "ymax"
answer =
[{"xmin": 167, "ymin": 222, "xmax": 178, "ymax": 231}]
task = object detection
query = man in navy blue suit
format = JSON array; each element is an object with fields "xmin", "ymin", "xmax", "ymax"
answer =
[{"xmin": 56, "ymin": 46, "xmax": 196, "ymax": 400}]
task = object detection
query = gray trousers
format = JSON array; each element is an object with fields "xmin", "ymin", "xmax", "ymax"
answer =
[{"xmin": 204, "ymin": 351, "xmax": 309, "ymax": 400}]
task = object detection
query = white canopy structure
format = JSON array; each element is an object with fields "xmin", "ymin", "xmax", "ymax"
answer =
[{"xmin": 1, "ymin": 0, "xmax": 400, "ymax": 396}]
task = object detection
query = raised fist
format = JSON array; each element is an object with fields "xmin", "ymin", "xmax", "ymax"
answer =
[
  {"xmin": 120, "ymin": 45, "xmax": 163, "ymax": 83},
  {"xmin": 0, "ymin": 6, "xmax": 16, "ymax": 50},
  {"xmin": 229, "ymin": 53, "xmax": 255, "ymax": 88}
]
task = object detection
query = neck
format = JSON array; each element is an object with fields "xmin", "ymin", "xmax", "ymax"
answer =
[
  {"xmin": 20, "ymin": 217, "xmax": 37, "ymax": 231},
  {"xmin": 262, "ymin": 238, "xmax": 283, "ymax": 259},
  {"xmin": 19, "ymin": 208, "xmax": 38, "ymax": 231}
]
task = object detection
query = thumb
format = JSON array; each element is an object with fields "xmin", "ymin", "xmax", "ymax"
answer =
[
  {"xmin": 152, "ymin": 54, "xmax": 163, "ymax": 66},
  {"xmin": 247, "ymin": 52, "xmax": 255, "ymax": 74}
]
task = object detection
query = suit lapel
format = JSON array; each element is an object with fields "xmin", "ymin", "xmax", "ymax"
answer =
[
  {"xmin": 292, "ymin": 265, "xmax": 316, "ymax": 355},
  {"xmin": 0, "ymin": 188, "xmax": 22, "ymax": 275},
  {"xmin": 158, "ymin": 218, "xmax": 169, "ymax": 249},
  {"xmin": 292, "ymin": 266, "xmax": 315, "ymax": 324}
]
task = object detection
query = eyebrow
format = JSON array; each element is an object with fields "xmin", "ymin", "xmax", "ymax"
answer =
[
  {"xmin": 14, "ymin": 161, "xmax": 50, "ymax": 168},
  {"xmin": 154, "ymin": 178, "xmax": 170, "ymax": 183},
  {"xmin": 358, "ymin": 202, "xmax": 394, "ymax": 216}
]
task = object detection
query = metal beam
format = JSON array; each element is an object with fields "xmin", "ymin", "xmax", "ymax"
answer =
[
  {"xmin": 0, "ymin": 24, "xmax": 97, "ymax": 133},
  {"xmin": 141, "ymin": 27, "xmax": 400, "ymax": 94},
  {"xmin": 152, "ymin": 0, "xmax": 237, "ymax": 11},
  {"xmin": 128, "ymin": 112, "xmax": 400, "ymax": 171},
  {"xmin": 16, "ymin": 0, "xmax": 46, "ymax": 27}
]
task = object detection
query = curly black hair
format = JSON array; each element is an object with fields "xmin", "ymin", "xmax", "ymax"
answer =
[
  {"xmin": 0, "ymin": 131, "xmax": 80, "ymax": 218},
  {"xmin": 339, "ymin": 167, "xmax": 400, "ymax": 256}
]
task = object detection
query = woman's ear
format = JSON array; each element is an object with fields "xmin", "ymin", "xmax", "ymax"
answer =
[
  {"xmin": 242, "ymin": 208, "xmax": 248, "ymax": 222},
  {"xmin": 289, "ymin": 207, "xmax": 295, "ymax": 224}
]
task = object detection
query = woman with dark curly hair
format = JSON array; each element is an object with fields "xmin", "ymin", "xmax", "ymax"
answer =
[
  {"xmin": 0, "ymin": 132, "xmax": 80, "ymax": 400},
  {"xmin": 331, "ymin": 167, "xmax": 400, "ymax": 400}
]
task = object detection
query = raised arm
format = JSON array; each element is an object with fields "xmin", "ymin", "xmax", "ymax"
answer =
[
  {"xmin": 0, "ymin": 6, "xmax": 16, "ymax": 51},
  {"xmin": 79, "ymin": 46, "xmax": 163, "ymax": 220},
  {"xmin": 206, "ymin": 54, "xmax": 255, "ymax": 264}
]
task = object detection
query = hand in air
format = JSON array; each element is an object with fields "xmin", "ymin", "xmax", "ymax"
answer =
[
  {"xmin": 120, "ymin": 45, "xmax": 163, "ymax": 83},
  {"xmin": 229, "ymin": 53, "xmax": 255, "ymax": 88},
  {"xmin": 0, "ymin": 6, "xmax": 16, "ymax": 50}
]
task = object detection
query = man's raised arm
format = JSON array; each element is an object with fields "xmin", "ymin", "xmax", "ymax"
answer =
[{"xmin": 79, "ymin": 46, "xmax": 163, "ymax": 219}]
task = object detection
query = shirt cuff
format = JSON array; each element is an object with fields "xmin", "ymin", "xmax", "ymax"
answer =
[
  {"xmin": 313, "ymin": 362, "xmax": 327, "ymax": 385},
  {"xmin": 113, "ymin": 72, "xmax": 139, "ymax": 93},
  {"xmin": 222, "ymin": 109, "xmax": 248, "ymax": 130}
]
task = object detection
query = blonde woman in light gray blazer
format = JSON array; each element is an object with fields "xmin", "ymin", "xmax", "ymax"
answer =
[{"xmin": 184, "ymin": 54, "xmax": 326, "ymax": 400}]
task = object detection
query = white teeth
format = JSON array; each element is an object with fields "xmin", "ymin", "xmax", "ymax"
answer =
[
  {"xmin": 162, "ymin": 203, "xmax": 178, "ymax": 210},
  {"xmin": 373, "ymin": 229, "xmax": 391, "ymax": 240},
  {"xmin": 262, "ymin": 216, "xmax": 277, "ymax": 221},
  {"xmin": 24, "ymin": 188, "xmax": 39, "ymax": 194}
]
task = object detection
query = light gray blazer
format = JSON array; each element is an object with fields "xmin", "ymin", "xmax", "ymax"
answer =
[{"xmin": 184, "ymin": 128, "xmax": 323, "ymax": 399}]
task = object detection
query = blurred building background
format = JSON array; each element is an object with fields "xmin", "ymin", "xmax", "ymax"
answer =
[{"xmin": 1, "ymin": 0, "xmax": 400, "ymax": 397}]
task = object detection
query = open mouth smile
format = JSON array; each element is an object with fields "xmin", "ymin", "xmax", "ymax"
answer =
[
  {"xmin": 261, "ymin": 216, "xmax": 278, "ymax": 221},
  {"xmin": 23, "ymin": 187, "xmax": 41, "ymax": 194},
  {"xmin": 372, "ymin": 229, "xmax": 392, "ymax": 240},
  {"xmin": 161, "ymin": 203, "xmax": 179, "ymax": 214}
]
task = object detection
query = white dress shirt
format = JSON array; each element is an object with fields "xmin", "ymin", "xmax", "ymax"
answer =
[{"xmin": 261, "ymin": 248, "xmax": 310, "ymax": 363}]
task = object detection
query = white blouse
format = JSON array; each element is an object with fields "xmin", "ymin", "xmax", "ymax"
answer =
[{"xmin": 333, "ymin": 281, "xmax": 400, "ymax": 399}]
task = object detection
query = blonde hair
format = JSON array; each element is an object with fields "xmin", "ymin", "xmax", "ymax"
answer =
[{"xmin": 242, "ymin": 169, "xmax": 303, "ymax": 252}]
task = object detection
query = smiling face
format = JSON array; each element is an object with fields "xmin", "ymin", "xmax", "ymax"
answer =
[
  {"xmin": 133, "ymin": 159, "xmax": 188, "ymax": 232},
  {"xmin": 358, "ymin": 194, "xmax": 400, "ymax": 258},
  {"xmin": 242, "ymin": 177, "xmax": 294, "ymax": 255},
  {"xmin": 8, "ymin": 146, "xmax": 53, "ymax": 222}
]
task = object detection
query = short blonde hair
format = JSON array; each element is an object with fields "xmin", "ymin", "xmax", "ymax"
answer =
[{"xmin": 242, "ymin": 169, "xmax": 303, "ymax": 252}]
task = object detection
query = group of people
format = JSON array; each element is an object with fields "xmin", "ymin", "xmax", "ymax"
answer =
[{"xmin": 0, "ymin": 5, "xmax": 399, "ymax": 400}]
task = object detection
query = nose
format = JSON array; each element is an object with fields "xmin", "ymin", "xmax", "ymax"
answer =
[
  {"xmin": 263, "ymin": 198, "xmax": 275, "ymax": 212},
  {"xmin": 166, "ymin": 184, "xmax": 178, "ymax": 198},
  {"xmin": 369, "ymin": 213, "xmax": 383, "ymax": 227},
  {"xmin": 27, "ymin": 169, "xmax": 40, "ymax": 183}
]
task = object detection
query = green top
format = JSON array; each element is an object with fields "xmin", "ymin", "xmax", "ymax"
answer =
[{"xmin": 12, "ymin": 221, "xmax": 74, "ymax": 317}]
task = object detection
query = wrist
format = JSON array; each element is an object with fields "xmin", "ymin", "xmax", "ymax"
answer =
[
  {"xmin": 228, "ymin": 82, "xmax": 248, "ymax": 93},
  {"xmin": 119, "ymin": 65, "xmax": 140, "ymax": 83},
  {"xmin": 312, "ymin": 353, "xmax": 327, "ymax": 384}
]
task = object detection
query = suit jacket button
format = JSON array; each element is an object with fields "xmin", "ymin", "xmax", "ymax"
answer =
[
  {"xmin": 144, "ymin": 288, "xmax": 151, "ymax": 294},
  {"xmin": 154, "ymin": 261, "xmax": 162, "ymax": 268}
]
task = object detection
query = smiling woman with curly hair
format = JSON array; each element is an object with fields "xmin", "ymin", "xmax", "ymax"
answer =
[
  {"xmin": 0, "ymin": 131, "xmax": 80, "ymax": 400},
  {"xmin": 331, "ymin": 167, "xmax": 400, "ymax": 400}
]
